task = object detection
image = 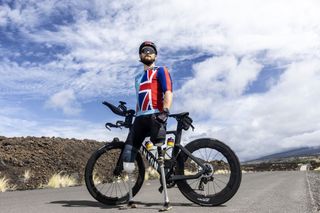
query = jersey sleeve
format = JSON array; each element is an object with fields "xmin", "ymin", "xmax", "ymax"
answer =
[{"xmin": 157, "ymin": 66, "xmax": 173, "ymax": 93}]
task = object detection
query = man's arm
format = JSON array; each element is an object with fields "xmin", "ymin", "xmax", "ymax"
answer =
[
  {"xmin": 156, "ymin": 90, "xmax": 172, "ymax": 123},
  {"xmin": 163, "ymin": 91, "xmax": 173, "ymax": 111}
]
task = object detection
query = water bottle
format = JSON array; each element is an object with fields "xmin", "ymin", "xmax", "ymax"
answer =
[
  {"xmin": 167, "ymin": 137, "xmax": 174, "ymax": 148},
  {"xmin": 145, "ymin": 141, "xmax": 158, "ymax": 158},
  {"xmin": 145, "ymin": 141, "xmax": 154, "ymax": 151}
]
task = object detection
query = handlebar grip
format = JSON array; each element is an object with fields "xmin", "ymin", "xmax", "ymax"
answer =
[{"xmin": 102, "ymin": 101, "xmax": 125, "ymax": 116}]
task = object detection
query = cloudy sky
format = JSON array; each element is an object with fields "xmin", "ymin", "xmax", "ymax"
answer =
[{"xmin": 1, "ymin": 0, "xmax": 320, "ymax": 161}]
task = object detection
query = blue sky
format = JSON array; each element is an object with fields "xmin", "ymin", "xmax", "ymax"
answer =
[{"xmin": 1, "ymin": 0, "xmax": 320, "ymax": 161}]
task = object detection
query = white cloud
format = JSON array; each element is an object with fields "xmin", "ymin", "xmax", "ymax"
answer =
[
  {"xmin": 3, "ymin": 0, "xmax": 320, "ymax": 99},
  {"xmin": 45, "ymin": 89, "xmax": 81, "ymax": 115},
  {"xmin": 175, "ymin": 58, "xmax": 320, "ymax": 160},
  {"xmin": 173, "ymin": 56, "xmax": 262, "ymax": 116},
  {"xmin": 0, "ymin": 100, "xmax": 126, "ymax": 141},
  {"xmin": 0, "ymin": 113, "xmax": 127, "ymax": 142},
  {"xmin": 1, "ymin": 0, "xmax": 320, "ymax": 160}
]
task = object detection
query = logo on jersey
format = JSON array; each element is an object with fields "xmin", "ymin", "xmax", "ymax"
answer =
[{"xmin": 138, "ymin": 69, "xmax": 157, "ymax": 111}]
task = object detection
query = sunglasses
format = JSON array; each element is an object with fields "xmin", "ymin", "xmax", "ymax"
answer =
[{"xmin": 141, "ymin": 46, "xmax": 156, "ymax": 54}]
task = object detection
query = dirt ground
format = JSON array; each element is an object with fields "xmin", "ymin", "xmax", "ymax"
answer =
[{"xmin": 0, "ymin": 136, "xmax": 107, "ymax": 190}]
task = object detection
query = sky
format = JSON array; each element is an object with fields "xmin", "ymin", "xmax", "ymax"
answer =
[{"xmin": 1, "ymin": 0, "xmax": 320, "ymax": 161}]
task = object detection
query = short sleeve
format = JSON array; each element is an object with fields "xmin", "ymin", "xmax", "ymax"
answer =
[{"xmin": 157, "ymin": 66, "xmax": 173, "ymax": 93}]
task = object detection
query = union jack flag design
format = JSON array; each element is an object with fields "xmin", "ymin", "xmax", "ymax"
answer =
[{"xmin": 135, "ymin": 66, "xmax": 172, "ymax": 116}]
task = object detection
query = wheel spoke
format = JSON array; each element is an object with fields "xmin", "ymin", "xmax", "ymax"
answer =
[
  {"xmin": 188, "ymin": 178, "xmax": 199, "ymax": 186},
  {"xmin": 198, "ymin": 150, "xmax": 206, "ymax": 162},
  {"xmin": 121, "ymin": 177, "xmax": 129, "ymax": 193},
  {"xmin": 85, "ymin": 144, "xmax": 145, "ymax": 206},
  {"xmin": 177, "ymin": 139, "xmax": 242, "ymax": 204},
  {"xmin": 212, "ymin": 179, "xmax": 217, "ymax": 194},
  {"xmin": 214, "ymin": 176, "xmax": 228, "ymax": 185},
  {"xmin": 213, "ymin": 179, "xmax": 223, "ymax": 190},
  {"xmin": 208, "ymin": 148, "xmax": 214, "ymax": 161},
  {"xmin": 204, "ymin": 148, "xmax": 208, "ymax": 161},
  {"xmin": 98, "ymin": 182, "xmax": 108, "ymax": 195}
]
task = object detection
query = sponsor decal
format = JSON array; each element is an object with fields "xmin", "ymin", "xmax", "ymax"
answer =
[{"xmin": 197, "ymin": 197, "xmax": 210, "ymax": 202}]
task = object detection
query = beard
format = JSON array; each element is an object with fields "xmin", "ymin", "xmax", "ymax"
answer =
[{"xmin": 140, "ymin": 56, "xmax": 155, "ymax": 66}]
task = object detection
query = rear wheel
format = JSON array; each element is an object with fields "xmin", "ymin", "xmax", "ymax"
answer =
[
  {"xmin": 85, "ymin": 142, "xmax": 145, "ymax": 205},
  {"xmin": 176, "ymin": 138, "xmax": 241, "ymax": 206}
]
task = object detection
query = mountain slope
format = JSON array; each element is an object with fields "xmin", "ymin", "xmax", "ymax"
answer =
[{"xmin": 244, "ymin": 146, "xmax": 320, "ymax": 164}]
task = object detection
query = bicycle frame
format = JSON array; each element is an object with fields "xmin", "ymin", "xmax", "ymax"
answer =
[
  {"xmin": 102, "ymin": 101, "xmax": 210, "ymax": 182},
  {"xmin": 139, "ymin": 119, "xmax": 209, "ymax": 182},
  {"xmin": 86, "ymin": 101, "xmax": 241, "ymax": 207}
]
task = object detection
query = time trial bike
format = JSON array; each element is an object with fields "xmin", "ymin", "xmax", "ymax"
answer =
[{"xmin": 85, "ymin": 101, "xmax": 241, "ymax": 207}]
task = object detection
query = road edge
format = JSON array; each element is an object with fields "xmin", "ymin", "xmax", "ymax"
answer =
[{"xmin": 306, "ymin": 171, "xmax": 320, "ymax": 212}]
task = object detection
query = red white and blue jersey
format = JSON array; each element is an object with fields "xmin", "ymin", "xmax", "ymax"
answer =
[{"xmin": 135, "ymin": 66, "xmax": 172, "ymax": 116}]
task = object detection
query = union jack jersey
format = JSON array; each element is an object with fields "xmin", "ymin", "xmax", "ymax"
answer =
[{"xmin": 135, "ymin": 66, "xmax": 172, "ymax": 116}]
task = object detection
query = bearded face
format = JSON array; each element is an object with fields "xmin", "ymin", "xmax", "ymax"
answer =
[
  {"xmin": 140, "ymin": 53, "xmax": 156, "ymax": 66},
  {"xmin": 139, "ymin": 46, "xmax": 157, "ymax": 66}
]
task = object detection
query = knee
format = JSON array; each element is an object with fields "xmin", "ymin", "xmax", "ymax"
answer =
[{"xmin": 122, "ymin": 144, "xmax": 138, "ymax": 173}]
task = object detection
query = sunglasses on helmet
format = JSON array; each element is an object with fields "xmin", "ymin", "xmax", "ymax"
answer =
[{"xmin": 141, "ymin": 46, "xmax": 156, "ymax": 54}]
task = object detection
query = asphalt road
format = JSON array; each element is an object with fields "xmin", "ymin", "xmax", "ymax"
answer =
[{"xmin": 0, "ymin": 171, "xmax": 313, "ymax": 213}]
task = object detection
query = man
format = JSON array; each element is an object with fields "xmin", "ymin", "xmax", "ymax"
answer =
[
  {"xmin": 121, "ymin": 41, "xmax": 173, "ymax": 210},
  {"xmin": 122, "ymin": 41, "xmax": 173, "ymax": 162}
]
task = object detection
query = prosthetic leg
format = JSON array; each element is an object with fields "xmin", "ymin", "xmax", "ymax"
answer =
[{"xmin": 157, "ymin": 146, "xmax": 172, "ymax": 212}]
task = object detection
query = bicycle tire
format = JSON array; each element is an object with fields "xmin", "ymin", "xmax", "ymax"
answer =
[
  {"xmin": 176, "ymin": 138, "xmax": 241, "ymax": 206},
  {"xmin": 85, "ymin": 142, "xmax": 145, "ymax": 205}
]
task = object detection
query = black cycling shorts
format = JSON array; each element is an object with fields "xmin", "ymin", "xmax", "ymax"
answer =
[{"xmin": 125, "ymin": 113, "xmax": 166, "ymax": 151}]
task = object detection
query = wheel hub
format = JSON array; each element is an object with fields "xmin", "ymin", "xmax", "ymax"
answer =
[{"xmin": 202, "ymin": 163, "xmax": 214, "ymax": 178}]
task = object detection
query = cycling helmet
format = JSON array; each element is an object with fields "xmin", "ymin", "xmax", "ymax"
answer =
[{"xmin": 139, "ymin": 41, "xmax": 157, "ymax": 55}]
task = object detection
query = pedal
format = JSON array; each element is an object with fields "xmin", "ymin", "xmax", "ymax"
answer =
[{"xmin": 158, "ymin": 186, "xmax": 163, "ymax": 193}]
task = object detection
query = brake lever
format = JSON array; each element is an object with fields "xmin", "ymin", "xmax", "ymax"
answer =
[{"xmin": 105, "ymin": 122, "xmax": 118, "ymax": 131}]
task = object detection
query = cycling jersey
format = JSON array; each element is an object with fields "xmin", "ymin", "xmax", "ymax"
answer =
[{"xmin": 135, "ymin": 66, "xmax": 172, "ymax": 116}]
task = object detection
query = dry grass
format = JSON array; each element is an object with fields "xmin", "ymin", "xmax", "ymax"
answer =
[
  {"xmin": 0, "ymin": 176, "xmax": 9, "ymax": 192},
  {"xmin": 93, "ymin": 172, "xmax": 102, "ymax": 185},
  {"xmin": 0, "ymin": 175, "xmax": 17, "ymax": 192},
  {"xmin": 184, "ymin": 169, "xmax": 197, "ymax": 175},
  {"xmin": 23, "ymin": 170, "xmax": 32, "ymax": 182},
  {"xmin": 46, "ymin": 172, "xmax": 77, "ymax": 188},
  {"xmin": 214, "ymin": 169, "xmax": 231, "ymax": 174},
  {"xmin": 145, "ymin": 167, "xmax": 160, "ymax": 180}
]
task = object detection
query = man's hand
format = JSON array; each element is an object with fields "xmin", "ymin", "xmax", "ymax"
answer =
[{"xmin": 156, "ymin": 108, "xmax": 169, "ymax": 123}]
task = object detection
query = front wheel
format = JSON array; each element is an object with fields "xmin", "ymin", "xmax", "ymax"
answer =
[
  {"xmin": 84, "ymin": 142, "xmax": 145, "ymax": 205},
  {"xmin": 176, "ymin": 138, "xmax": 241, "ymax": 206}
]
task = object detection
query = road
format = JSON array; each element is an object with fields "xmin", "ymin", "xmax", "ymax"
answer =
[{"xmin": 0, "ymin": 171, "xmax": 313, "ymax": 213}]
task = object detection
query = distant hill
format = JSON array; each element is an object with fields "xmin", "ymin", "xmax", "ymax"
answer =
[{"xmin": 244, "ymin": 146, "xmax": 320, "ymax": 164}]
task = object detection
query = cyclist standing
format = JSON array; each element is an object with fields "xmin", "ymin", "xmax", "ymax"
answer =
[{"xmin": 121, "ymin": 41, "xmax": 173, "ymax": 210}]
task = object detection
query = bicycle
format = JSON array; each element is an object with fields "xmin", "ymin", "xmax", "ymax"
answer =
[{"xmin": 85, "ymin": 101, "xmax": 241, "ymax": 209}]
